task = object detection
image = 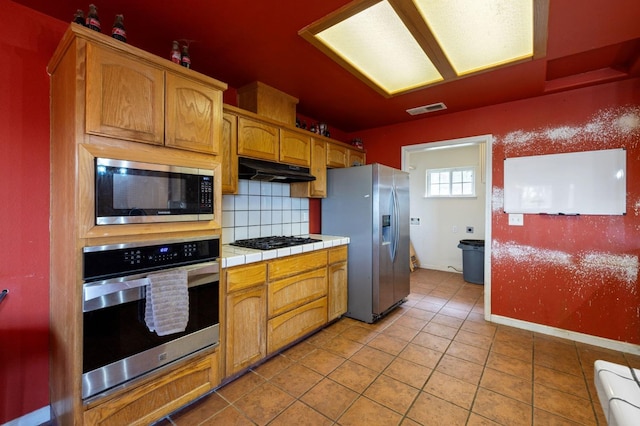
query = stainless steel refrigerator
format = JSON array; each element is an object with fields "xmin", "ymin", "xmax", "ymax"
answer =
[{"xmin": 322, "ymin": 164, "xmax": 410, "ymax": 323}]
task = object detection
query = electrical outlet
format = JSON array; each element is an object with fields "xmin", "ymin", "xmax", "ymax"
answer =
[
  {"xmin": 508, "ymin": 213, "xmax": 524, "ymax": 226},
  {"xmin": 452, "ymin": 225, "xmax": 458, "ymax": 233},
  {"xmin": 466, "ymin": 226, "xmax": 474, "ymax": 233},
  {"xmin": 410, "ymin": 217, "xmax": 420, "ymax": 225}
]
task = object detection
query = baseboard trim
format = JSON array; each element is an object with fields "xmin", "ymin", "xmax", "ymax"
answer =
[
  {"xmin": 490, "ymin": 314, "xmax": 640, "ymax": 355},
  {"xmin": 3, "ymin": 406, "xmax": 50, "ymax": 426}
]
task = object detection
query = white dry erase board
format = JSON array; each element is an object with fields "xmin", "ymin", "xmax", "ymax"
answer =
[{"xmin": 503, "ymin": 148, "xmax": 626, "ymax": 215}]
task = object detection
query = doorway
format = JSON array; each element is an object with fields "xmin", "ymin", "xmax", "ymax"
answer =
[{"xmin": 401, "ymin": 134, "xmax": 492, "ymax": 319}]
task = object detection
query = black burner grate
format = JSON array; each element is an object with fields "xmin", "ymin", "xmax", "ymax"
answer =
[{"xmin": 230, "ymin": 236, "xmax": 321, "ymax": 250}]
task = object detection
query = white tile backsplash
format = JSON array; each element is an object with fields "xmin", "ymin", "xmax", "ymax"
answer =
[{"xmin": 222, "ymin": 180, "xmax": 311, "ymax": 244}]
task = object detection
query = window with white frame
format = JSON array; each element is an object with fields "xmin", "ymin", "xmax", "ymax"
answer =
[{"xmin": 426, "ymin": 167, "xmax": 476, "ymax": 197}]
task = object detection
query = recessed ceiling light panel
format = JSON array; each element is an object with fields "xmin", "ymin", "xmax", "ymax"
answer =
[
  {"xmin": 316, "ymin": 1, "xmax": 443, "ymax": 95},
  {"xmin": 300, "ymin": 0, "xmax": 546, "ymax": 97},
  {"xmin": 413, "ymin": 0, "xmax": 534, "ymax": 75}
]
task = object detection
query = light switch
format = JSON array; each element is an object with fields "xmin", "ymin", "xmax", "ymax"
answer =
[{"xmin": 508, "ymin": 213, "xmax": 524, "ymax": 226}]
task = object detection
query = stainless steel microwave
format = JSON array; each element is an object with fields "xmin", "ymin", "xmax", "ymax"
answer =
[{"xmin": 95, "ymin": 158, "xmax": 214, "ymax": 225}]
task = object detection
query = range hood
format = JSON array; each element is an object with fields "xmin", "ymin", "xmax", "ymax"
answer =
[{"xmin": 238, "ymin": 157, "xmax": 316, "ymax": 183}]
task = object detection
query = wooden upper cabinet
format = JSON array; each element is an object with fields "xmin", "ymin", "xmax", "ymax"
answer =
[
  {"xmin": 279, "ymin": 129, "xmax": 310, "ymax": 167},
  {"xmin": 237, "ymin": 116, "xmax": 279, "ymax": 161},
  {"xmin": 290, "ymin": 137, "xmax": 326, "ymax": 198},
  {"xmin": 349, "ymin": 148, "xmax": 366, "ymax": 167},
  {"xmin": 326, "ymin": 141, "xmax": 349, "ymax": 168},
  {"xmin": 86, "ymin": 43, "xmax": 165, "ymax": 145},
  {"xmin": 165, "ymin": 72, "xmax": 222, "ymax": 154},
  {"xmin": 221, "ymin": 112, "xmax": 238, "ymax": 194},
  {"xmin": 85, "ymin": 41, "xmax": 223, "ymax": 154}
]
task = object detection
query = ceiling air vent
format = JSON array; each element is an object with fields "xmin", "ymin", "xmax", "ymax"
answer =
[{"xmin": 406, "ymin": 102, "xmax": 447, "ymax": 116}]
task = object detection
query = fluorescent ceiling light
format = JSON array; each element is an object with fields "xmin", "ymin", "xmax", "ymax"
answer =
[
  {"xmin": 414, "ymin": 0, "xmax": 534, "ymax": 75},
  {"xmin": 300, "ymin": 0, "xmax": 548, "ymax": 97},
  {"xmin": 315, "ymin": 1, "xmax": 443, "ymax": 95}
]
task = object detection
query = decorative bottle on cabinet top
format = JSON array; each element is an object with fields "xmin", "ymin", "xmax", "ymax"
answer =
[
  {"xmin": 170, "ymin": 41, "xmax": 181, "ymax": 64},
  {"xmin": 180, "ymin": 45, "xmax": 191, "ymax": 68},
  {"xmin": 112, "ymin": 14, "xmax": 126, "ymax": 42},
  {"xmin": 73, "ymin": 9, "xmax": 85, "ymax": 26},
  {"xmin": 86, "ymin": 4, "xmax": 101, "ymax": 32}
]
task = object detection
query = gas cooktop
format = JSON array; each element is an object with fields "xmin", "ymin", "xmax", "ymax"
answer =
[{"xmin": 230, "ymin": 236, "xmax": 322, "ymax": 250}]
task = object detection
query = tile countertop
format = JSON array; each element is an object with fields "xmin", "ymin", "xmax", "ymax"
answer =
[{"xmin": 221, "ymin": 234, "xmax": 350, "ymax": 268}]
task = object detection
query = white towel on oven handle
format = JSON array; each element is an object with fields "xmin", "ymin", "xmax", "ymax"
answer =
[{"xmin": 144, "ymin": 269, "xmax": 189, "ymax": 336}]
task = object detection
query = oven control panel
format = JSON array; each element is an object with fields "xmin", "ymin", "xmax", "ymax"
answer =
[{"xmin": 83, "ymin": 238, "xmax": 220, "ymax": 281}]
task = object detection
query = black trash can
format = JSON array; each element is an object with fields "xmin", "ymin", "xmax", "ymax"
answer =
[{"xmin": 457, "ymin": 239, "xmax": 485, "ymax": 284}]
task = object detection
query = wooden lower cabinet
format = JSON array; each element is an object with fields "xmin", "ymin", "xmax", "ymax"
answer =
[
  {"xmin": 84, "ymin": 352, "xmax": 218, "ymax": 426},
  {"xmin": 222, "ymin": 247, "xmax": 348, "ymax": 380},
  {"xmin": 328, "ymin": 246, "xmax": 348, "ymax": 321},
  {"xmin": 224, "ymin": 263, "xmax": 268, "ymax": 376},
  {"xmin": 266, "ymin": 251, "xmax": 328, "ymax": 354},
  {"xmin": 225, "ymin": 286, "xmax": 267, "ymax": 375}
]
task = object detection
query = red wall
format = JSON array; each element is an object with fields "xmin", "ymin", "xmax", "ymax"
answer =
[
  {"xmin": 0, "ymin": 1, "xmax": 67, "ymax": 422},
  {"xmin": 1, "ymin": 1, "xmax": 637, "ymax": 422},
  {"xmin": 354, "ymin": 78, "xmax": 640, "ymax": 345}
]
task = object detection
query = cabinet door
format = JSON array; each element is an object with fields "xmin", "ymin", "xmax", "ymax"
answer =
[
  {"xmin": 328, "ymin": 261, "xmax": 348, "ymax": 321},
  {"xmin": 165, "ymin": 73, "xmax": 222, "ymax": 154},
  {"xmin": 290, "ymin": 137, "xmax": 327, "ymax": 198},
  {"xmin": 328, "ymin": 246, "xmax": 348, "ymax": 321},
  {"xmin": 225, "ymin": 286, "xmax": 266, "ymax": 376},
  {"xmin": 221, "ymin": 112, "xmax": 238, "ymax": 194},
  {"xmin": 237, "ymin": 117, "xmax": 279, "ymax": 161},
  {"xmin": 279, "ymin": 129, "xmax": 311, "ymax": 167},
  {"xmin": 310, "ymin": 138, "xmax": 327, "ymax": 196},
  {"xmin": 348, "ymin": 149, "xmax": 366, "ymax": 167},
  {"xmin": 326, "ymin": 142, "xmax": 348, "ymax": 168},
  {"xmin": 86, "ymin": 44, "xmax": 164, "ymax": 145}
]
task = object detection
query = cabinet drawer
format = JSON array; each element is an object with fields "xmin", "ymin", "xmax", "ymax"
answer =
[
  {"xmin": 84, "ymin": 353, "xmax": 217, "ymax": 426},
  {"xmin": 269, "ymin": 251, "xmax": 327, "ymax": 281},
  {"xmin": 328, "ymin": 246, "xmax": 347, "ymax": 264},
  {"xmin": 226, "ymin": 263, "xmax": 267, "ymax": 292},
  {"xmin": 268, "ymin": 268, "xmax": 327, "ymax": 318},
  {"xmin": 267, "ymin": 297, "xmax": 328, "ymax": 354}
]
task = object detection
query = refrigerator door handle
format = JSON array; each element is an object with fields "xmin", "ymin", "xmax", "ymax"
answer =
[{"xmin": 391, "ymin": 186, "xmax": 400, "ymax": 262}]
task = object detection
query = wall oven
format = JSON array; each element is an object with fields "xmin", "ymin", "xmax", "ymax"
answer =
[
  {"xmin": 95, "ymin": 157, "xmax": 214, "ymax": 225},
  {"xmin": 81, "ymin": 237, "xmax": 220, "ymax": 401}
]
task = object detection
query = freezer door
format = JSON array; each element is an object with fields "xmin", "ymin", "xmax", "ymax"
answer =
[
  {"xmin": 392, "ymin": 169, "xmax": 411, "ymax": 303},
  {"xmin": 373, "ymin": 164, "xmax": 398, "ymax": 315}
]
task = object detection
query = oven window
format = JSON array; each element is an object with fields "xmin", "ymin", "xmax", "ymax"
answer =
[{"xmin": 83, "ymin": 282, "xmax": 219, "ymax": 374}]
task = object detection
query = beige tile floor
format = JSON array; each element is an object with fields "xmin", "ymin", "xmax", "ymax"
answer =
[{"xmin": 158, "ymin": 269, "xmax": 639, "ymax": 425}]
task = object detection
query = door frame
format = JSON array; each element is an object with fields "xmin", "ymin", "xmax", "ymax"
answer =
[{"xmin": 401, "ymin": 134, "xmax": 493, "ymax": 320}]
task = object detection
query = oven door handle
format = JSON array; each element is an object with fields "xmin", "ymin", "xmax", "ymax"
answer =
[
  {"xmin": 187, "ymin": 263, "xmax": 219, "ymax": 277},
  {"xmin": 83, "ymin": 261, "xmax": 219, "ymax": 303},
  {"xmin": 84, "ymin": 277, "xmax": 150, "ymax": 303}
]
